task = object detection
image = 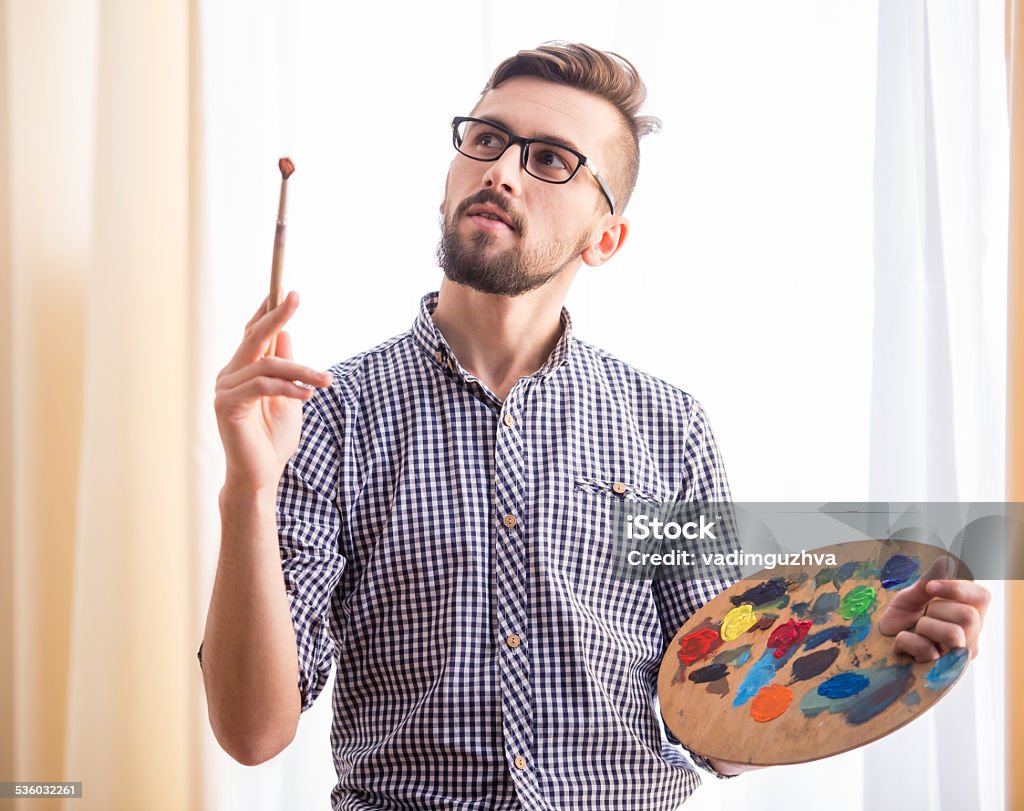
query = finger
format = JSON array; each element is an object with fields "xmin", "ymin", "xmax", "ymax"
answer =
[
  {"xmin": 924, "ymin": 579, "xmax": 991, "ymax": 618},
  {"xmin": 913, "ymin": 615, "xmax": 968, "ymax": 653},
  {"xmin": 276, "ymin": 329, "xmax": 293, "ymax": 361},
  {"xmin": 217, "ymin": 356, "xmax": 332, "ymax": 392},
  {"xmin": 220, "ymin": 376, "xmax": 318, "ymax": 404},
  {"xmin": 885, "ymin": 555, "xmax": 955, "ymax": 615},
  {"xmin": 245, "ymin": 296, "xmax": 272, "ymax": 329},
  {"xmin": 229, "ymin": 291, "xmax": 300, "ymax": 368},
  {"xmin": 893, "ymin": 630, "xmax": 941, "ymax": 663}
]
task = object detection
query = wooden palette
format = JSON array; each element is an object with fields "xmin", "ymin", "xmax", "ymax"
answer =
[{"xmin": 657, "ymin": 539, "xmax": 973, "ymax": 766}]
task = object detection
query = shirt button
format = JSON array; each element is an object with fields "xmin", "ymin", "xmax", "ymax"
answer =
[
  {"xmin": 513, "ymin": 755, "xmax": 527, "ymax": 770},
  {"xmin": 503, "ymin": 413, "xmax": 515, "ymax": 427},
  {"xmin": 506, "ymin": 633, "xmax": 521, "ymax": 648},
  {"xmin": 434, "ymin": 350, "xmax": 443, "ymax": 364},
  {"xmin": 503, "ymin": 514, "xmax": 517, "ymax": 528},
  {"xmin": 612, "ymin": 481, "xmax": 627, "ymax": 494}
]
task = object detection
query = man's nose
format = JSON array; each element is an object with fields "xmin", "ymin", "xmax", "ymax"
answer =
[{"xmin": 481, "ymin": 143, "xmax": 524, "ymax": 198}]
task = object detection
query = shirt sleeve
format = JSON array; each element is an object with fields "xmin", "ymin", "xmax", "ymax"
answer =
[
  {"xmin": 277, "ymin": 398, "xmax": 348, "ymax": 713},
  {"xmin": 653, "ymin": 399, "xmax": 742, "ymax": 779}
]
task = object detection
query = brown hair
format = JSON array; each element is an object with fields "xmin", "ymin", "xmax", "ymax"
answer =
[{"xmin": 480, "ymin": 41, "xmax": 661, "ymax": 212}]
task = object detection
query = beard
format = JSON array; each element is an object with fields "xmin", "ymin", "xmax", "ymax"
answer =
[{"xmin": 437, "ymin": 190, "xmax": 591, "ymax": 297}]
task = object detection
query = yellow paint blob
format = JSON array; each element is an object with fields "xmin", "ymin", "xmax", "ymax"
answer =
[{"xmin": 721, "ymin": 604, "xmax": 759, "ymax": 641}]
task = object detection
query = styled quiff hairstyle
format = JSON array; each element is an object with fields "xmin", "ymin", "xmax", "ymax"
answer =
[{"xmin": 480, "ymin": 42, "xmax": 661, "ymax": 213}]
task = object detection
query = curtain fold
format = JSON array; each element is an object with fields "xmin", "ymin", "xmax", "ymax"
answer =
[
  {"xmin": 1006, "ymin": 0, "xmax": 1024, "ymax": 807},
  {"xmin": 4, "ymin": 1, "xmax": 194, "ymax": 809}
]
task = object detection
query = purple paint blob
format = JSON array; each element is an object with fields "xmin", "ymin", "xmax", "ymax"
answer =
[
  {"xmin": 880, "ymin": 554, "xmax": 919, "ymax": 589},
  {"xmin": 689, "ymin": 663, "xmax": 729, "ymax": 683},
  {"xmin": 791, "ymin": 647, "xmax": 840, "ymax": 681},
  {"xmin": 818, "ymin": 672, "xmax": 869, "ymax": 699}
]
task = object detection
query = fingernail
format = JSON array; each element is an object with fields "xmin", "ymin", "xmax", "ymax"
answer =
[{"xmin": 926, "ymin": 580, "xmax": 942, "ymax": 595}]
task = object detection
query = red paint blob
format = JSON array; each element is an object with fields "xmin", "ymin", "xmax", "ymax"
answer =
[
  {"xmin": 678, "ymin": 628, "xmax": 723, "ymax": 665},
  {"xmin": 767, "ymin": 618, "xmax": 813, "ymax": 658}
]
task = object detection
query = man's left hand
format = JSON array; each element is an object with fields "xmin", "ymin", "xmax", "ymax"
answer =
[{"xmin": 878, "ymin": 556, "xmax": 991, "ymax": 662}]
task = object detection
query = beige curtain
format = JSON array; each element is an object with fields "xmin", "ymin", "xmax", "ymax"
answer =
[
  {"xmin": 1009, "ymin": 0, "xmax": 1024, "ymax": 807},
  {"xmin": 0, "ymin": 1, "xmax": 198, "ymax": 808}
]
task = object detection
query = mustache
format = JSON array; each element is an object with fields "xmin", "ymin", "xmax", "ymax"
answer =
[{"xmin": 453, "ymin": 189, "xmax": 525, "ymax": 234}]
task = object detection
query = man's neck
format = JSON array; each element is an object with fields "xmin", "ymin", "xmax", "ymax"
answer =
[{"xmin": 431, "ymin": 277, "xmax": 570, "ymax": 402}]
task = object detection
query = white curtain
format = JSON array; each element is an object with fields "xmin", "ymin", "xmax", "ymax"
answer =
[{"xmin": 193, "ymin": 2, "xmax": 1007, "ymax": 809}]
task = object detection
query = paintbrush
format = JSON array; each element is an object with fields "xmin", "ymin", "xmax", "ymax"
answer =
[{"xmin": 266, "ymin": 156, "xmax": 295, "ymax": 357}]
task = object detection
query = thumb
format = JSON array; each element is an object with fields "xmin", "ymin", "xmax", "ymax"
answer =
[{"xmin": 877, "ymin": 555, "xmax": 955, "ymax": 635}]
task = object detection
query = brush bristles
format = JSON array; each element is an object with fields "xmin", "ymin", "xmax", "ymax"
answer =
[{"xmin": 279, "ymin": 157, "xmax": 295, "ymax": 179}]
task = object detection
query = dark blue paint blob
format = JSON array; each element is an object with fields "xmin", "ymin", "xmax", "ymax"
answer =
[
  {"xmin": 791, "ymin": 602, "xmax": 809, "ymax": 617},
  {"xmin": 803, "ymin": 626, "xmax": 852, "ymax": 650},
  {"xmin": 791, "ymin": 647, "xmax": 840, "ymax": 681},
  {"xmin": 689, "ymin": 663, "xmax": 729, "ymax": 683},
  {"xmin": 815, "ymin": 568, "xmax": 836, "ymax": 588},
  {"xmin": 925, "ymin": 648, "xmax": 969, "ymax": 690},
  {"xmin": 880, "ymin": 554, "xmax": 919, "ymax": 589},
  {"xmin": 818, "ymin": 672, "xmax": 870, "ymax": 699},
  {"xmin": 730, "ymin": 578, "xmax": 787, "ymax": 608}
]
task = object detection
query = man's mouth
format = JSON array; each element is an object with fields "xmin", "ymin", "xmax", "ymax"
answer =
[{"xmin": 465, "ymin": 204, "xmax": 516, "ymax": 232}]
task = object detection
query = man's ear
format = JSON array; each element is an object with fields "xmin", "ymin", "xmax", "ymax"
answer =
[{"xmin": 581, "ymin": 217, "xmax": 629, "ymax": 267}]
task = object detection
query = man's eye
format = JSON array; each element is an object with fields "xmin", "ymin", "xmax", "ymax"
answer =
[
  {"xmin": 474, "ymin": 132, "xmax": 506, "ymax": 150},
  {"xmin": 533, "ymin": 150, "xmax": 570, "ymax": 171}
]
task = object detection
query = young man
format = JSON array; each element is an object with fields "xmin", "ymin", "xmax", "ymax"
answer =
[{"xmin": 198, "ymin": 43, "xmax": 990, "ymax": 810}]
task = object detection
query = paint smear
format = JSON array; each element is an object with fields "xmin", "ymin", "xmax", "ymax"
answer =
[
  {"xmin": 790, "ymin": 647, "xmax": 840, "ymax": 682},
  {"xmin": 846, "ymin": 613, "xmax": 871, "ymax": 646},
  {"xmin": 767, "ymin": 618, "xmax": 813, "ymax": 659},
  {"xmin": 791, "ymin": 601, "xmax": 809, "ymax": 617},
  {"xmin": 706, "ymin": 677, "xmax": 730, "ymax": 697},
  {"xmin": 756, "ymin": 613, "xmax": 779, "ymax": 630},
  {"xmin": 809, "ymin": 591, "xmax": 840, "ymax": 624},
  {"xmin": 804, "ymin": 626, "xmax": 853, "ymax": 650},
  {"xmin": 678, "ymin": 627, "xmax": 723, "ymax": 665},
  {"xmin": 714, "ymin": 645, "xmax": 752, "ymax": 668},
  {"xmin": 925, "ymin": 648, "xmax": 969, "ymax": 690},
  {"xmin": 733, "ymin": 648, "xmax": 794, "ymax": 707},
  {"xmin": 721, "ymin": 604, "xmax": 759, "ymax": 641},
  {"xmin": 902, "ymin": 691, "xmax": 921, "ymax": 706},
  {"xmin": 839, "ymin": 585, "xmax": 876, "ymax": 620},
  {"xmin": 689, "ymin": 663, "xmax": 729, "ymax": 683},
  {"xmin": 750, "ymin": 684, "xmax": 793, "ymax": 722},
  {"xmin": 815, "ymin": 567, "xmax": 836, "ymax": 589},
  {"xmin": 880, "ymin": 553, "xmax": 920, "ymax": 589},
  {"xmin": 730, "ymin": 578, "xmax": 787, "ymax": 608},
  {"xmin": 801, "ymin": 664, "xmax": 914, "ymax": 725}
]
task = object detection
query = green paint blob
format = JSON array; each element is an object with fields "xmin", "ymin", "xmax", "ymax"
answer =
[{"xmin": 839, "ymin": 585, "xmax": 876, "ymax": 620}]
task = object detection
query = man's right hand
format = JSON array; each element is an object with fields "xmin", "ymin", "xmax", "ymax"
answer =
[{"xmin": 214, "ymin": 291, "xmax": 333, "ymax": 493}]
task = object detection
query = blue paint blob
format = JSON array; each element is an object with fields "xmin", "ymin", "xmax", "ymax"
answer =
[
  {"xmin": 903, "ymin": 691, "xmax": 921, "ymax": 706},
  {"xmin": 810, "ymin": 592, "xmax": 840, "ymax": 624},
  {"xmin": 803, "ymin": 626, "xmax": 852, "ymax": 650},
  {"xmin": 732, "ymin": 647, "xmax": 795, "ymax": 707},
  {"xmin": 845, "ymin": 667, "xmax": 914, "ymax": 724},
  {"xmin": 818, "ymin": 672, "xmax": 870, "ymax": 699},
  {"xmin": 925, "ymin": 648, "xmax": 969, "ymax": 690},
  {"xmin": 815, "ymin": 567, "xmax": 836, "ymax": 588},
  {"xmin": 880, "ymin": 554, "xmax": 919, "ymax": 589},
  {"xmin": 832, "ymin": 561, "xmax": 860, "ymax": 589},
  {"xmin": 791, "ymin": 602, "xmax": 809, "ymax": 617},
  {"xmin": 713, "ymin": 645, "xmax": 752, "ymax": 668}
]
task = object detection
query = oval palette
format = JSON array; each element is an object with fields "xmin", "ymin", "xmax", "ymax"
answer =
[{"xmin": 657, "ymin": 539, "xmax": 973, "ymax": 765}]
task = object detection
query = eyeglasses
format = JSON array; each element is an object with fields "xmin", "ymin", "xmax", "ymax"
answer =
[{"xmin": 451, "ymin": 116, "xmax": 617, "ymax": 216}]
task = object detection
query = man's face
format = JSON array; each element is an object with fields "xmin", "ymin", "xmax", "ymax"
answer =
[{"xmin": 438, "ymin": 76, "xmax": 623, "ymax": 296}]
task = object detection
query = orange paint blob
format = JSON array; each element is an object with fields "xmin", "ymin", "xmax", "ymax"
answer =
[{"xmin": 750, "ymin": 684, "xmax": 793, "ymax": 722}]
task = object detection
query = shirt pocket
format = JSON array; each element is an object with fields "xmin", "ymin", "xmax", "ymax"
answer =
[{"xmin": 572, "ymin": 475, "xmax": 668, "ymax": 504}]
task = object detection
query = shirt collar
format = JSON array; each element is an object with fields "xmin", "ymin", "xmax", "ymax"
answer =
[{"xmin": 411, "ymin": 291, "xmax": 574, "ymax": 381}]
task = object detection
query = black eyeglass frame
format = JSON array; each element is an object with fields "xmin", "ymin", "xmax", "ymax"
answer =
[{"xmin": 451, "ymin": 116, "xmax": 618, "ymax": 216}]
